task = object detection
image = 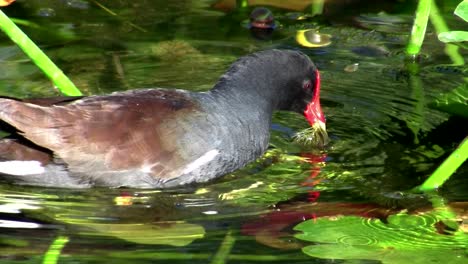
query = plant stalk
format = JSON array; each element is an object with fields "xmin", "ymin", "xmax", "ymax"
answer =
[
  {"xmin": 429, "ymin": 0, "xmax": 465, "ymax": 65},
  {"xmin": 418, "ymin": 136, "xmax": 468, "ymax": 191},
  {"xmin": 0, "ymin": 10, "xmax": 82, "ymax": 96},
  {"xmin": 406, "ymin": 0, "xmax": 432, "ymax": 56}
]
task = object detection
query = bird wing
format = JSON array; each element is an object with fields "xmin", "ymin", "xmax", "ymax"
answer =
[{"xmin": 0, "ymin": 89, "xmax": 200, "ymax": 181}]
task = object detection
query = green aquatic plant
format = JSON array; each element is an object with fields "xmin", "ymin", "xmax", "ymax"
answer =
[
  {"xmin": 310, "ymin": 0, "xmax": 324, "ymax": 16},
  {"xmin": 407, "ymin": 0, "xmax": 467, "ymax": 56},
  {"xmin": 406, "ymin": 0, "xmax": 431, "ymax": 56},
  {"xmin": 438, "ymin": 0, "xmax": 468, "ymax": 44},
  {"xmin": 42, "ymin": 236, "xmax": 69, "ymax": 264},
  {"xmin": 73, "ymin": 222, "xmax": 205, "ymax": 246},
  {"xmin": 211, "ymin": 230, "xmax": 235, "ymax": 264},
  {"xmin": 431, "ymin": 81, "xmax": 468, "ymax": 118},
  {"xmin": 294, "ymin": 212, "xmax": 468, "ymax": 263},
  {"xmin": 407, "ymin": 0, "xmax": 468, "ymax": 192},
  {"xmin": 418, "ymin": 136, "xmax": 468, "ymax": 191},
  {"xmin": 0, "ymin": 9, "xmax": 82, "ymax": 96},
  {"xmin": 429, "ymin": 0, "xmax": 465, "ymax": 64}
]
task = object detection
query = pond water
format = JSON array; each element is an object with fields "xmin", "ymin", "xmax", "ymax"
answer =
[{"xmin": 0, "ymin": 0, "xmax": 467, "ymax": 263}]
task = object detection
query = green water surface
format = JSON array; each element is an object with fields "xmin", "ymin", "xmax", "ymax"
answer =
[{"xmin": 0, "ymin": 1, "xmax": 467, "ymax": 263}]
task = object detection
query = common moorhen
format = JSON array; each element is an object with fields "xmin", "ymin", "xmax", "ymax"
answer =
[{"xmin": 0, "ymin": 49, "xmax": 327, "ymax": 188}]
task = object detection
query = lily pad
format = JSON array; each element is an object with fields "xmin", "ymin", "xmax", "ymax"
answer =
[{"xmin": 294, "ymin": 213, "xmax": 468, "ymax": 263}]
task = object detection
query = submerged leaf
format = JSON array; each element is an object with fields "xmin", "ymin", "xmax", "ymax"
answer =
[{"xmin": 78, "ymin": 222, "xmax": 205, "ymax": 246}]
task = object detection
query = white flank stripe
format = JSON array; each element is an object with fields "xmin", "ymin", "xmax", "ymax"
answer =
[
  {"xmin": 182, "ymin": 150, "xmax": 219, "ymax": 174},
  {"xmin": 202, "ymin": 210, "xmax": 218, "ymax": 215},
  {"xmin": 0, "ymin": 203, "xmax": 41, "ymax": 214},
  {"xmin": 0, "ymin": 220, "xmax": 42, "ymax": 229},
  {"xmin": 0, "ymin": 160, "xmax": 45, "ymax": 176}
]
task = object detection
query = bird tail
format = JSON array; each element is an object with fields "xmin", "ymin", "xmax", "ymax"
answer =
[
  {"xmin": 0, "ymin": 137, "xmax": 88, "ymax": 188},
  {"xmin": 0, "ymin": 98, "xmax": 50, "ymax": 133}
]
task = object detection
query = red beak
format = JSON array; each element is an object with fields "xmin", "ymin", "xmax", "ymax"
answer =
[
  {"xmin": 304, "ymin": 70, "xmax": 326, "ymax": 126},
  {"xmin": 301, "ymin": 69, "xmax": 328, "ymax": 146}
]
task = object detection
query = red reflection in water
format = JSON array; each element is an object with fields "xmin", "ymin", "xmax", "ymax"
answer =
[{"xmin": 241, "ymin": 153, "xmax": 396, "ymax": 249}]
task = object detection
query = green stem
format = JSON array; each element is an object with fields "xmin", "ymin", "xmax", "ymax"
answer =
[
  {"xmin": 427, "ymin": 192, "xmax": 459, "ymax": 230},
  {"xmin": 210, "ymin": 230, "xmax": 235, "ymax": 264},
  {"xmin": 418, "ymin": 136, "xmax": 468, "ymax": 191},
  {"xmin": 406, "ymin": 0, "xmax": 432, "ymax": 56},
  {"xmin": 42, "ymin": 236, "xmax": 69, "ymax": 264},
  {"xmin": 0, "ymin": 10, "xmax": 82, "ymax": 96},
  {"xmin": 311, "ymin": 0, "xmax": 325, "ymax": 16}
]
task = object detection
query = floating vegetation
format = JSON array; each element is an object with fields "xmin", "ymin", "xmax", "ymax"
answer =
[
  {"xmin": 295, "ymin": 212, "xmax": 468, "ymax": 263},
  {"xmin": 293, "ymin": 123, "xmax": 329, "ymax": 148}
]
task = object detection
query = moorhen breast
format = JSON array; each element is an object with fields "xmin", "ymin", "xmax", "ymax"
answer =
[{"xmin": 0, "ymin": 49, "xmax": 327, "ymax": 188}]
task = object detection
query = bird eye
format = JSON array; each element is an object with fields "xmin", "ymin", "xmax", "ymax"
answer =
[{"xmin": 303, "ymin": 80, "xmax": 312, "ymax": 90}]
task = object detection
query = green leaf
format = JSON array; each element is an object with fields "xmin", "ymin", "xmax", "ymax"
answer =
[
  {"xmin": 454, "ymin": 0, "xmax": 468, "ymax": 22},
  {"xmin": 76, "ymin": 222, "xmax": 205, "ymax": 246},
  {"xmin": 438, "ymin": 31, "xmax": 468, "ymax": 43},
  {"xmin": 431, "ymin": 82, "xmax": 468, "ymax": 118}
]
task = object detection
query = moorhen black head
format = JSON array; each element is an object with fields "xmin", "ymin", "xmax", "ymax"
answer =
[{"xmin": 0, "ymin": 49, "xmax": 327, "ymax": 188}]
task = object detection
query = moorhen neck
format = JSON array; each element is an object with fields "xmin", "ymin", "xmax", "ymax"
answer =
[{"xmin": 0, "ymin": 49, "xmax": 327, "ymax": 188}]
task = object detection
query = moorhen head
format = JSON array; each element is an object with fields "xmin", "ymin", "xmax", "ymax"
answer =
[{"xmin": 0, "ymin": 49, "xmax": 327, "ymax": 188}]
